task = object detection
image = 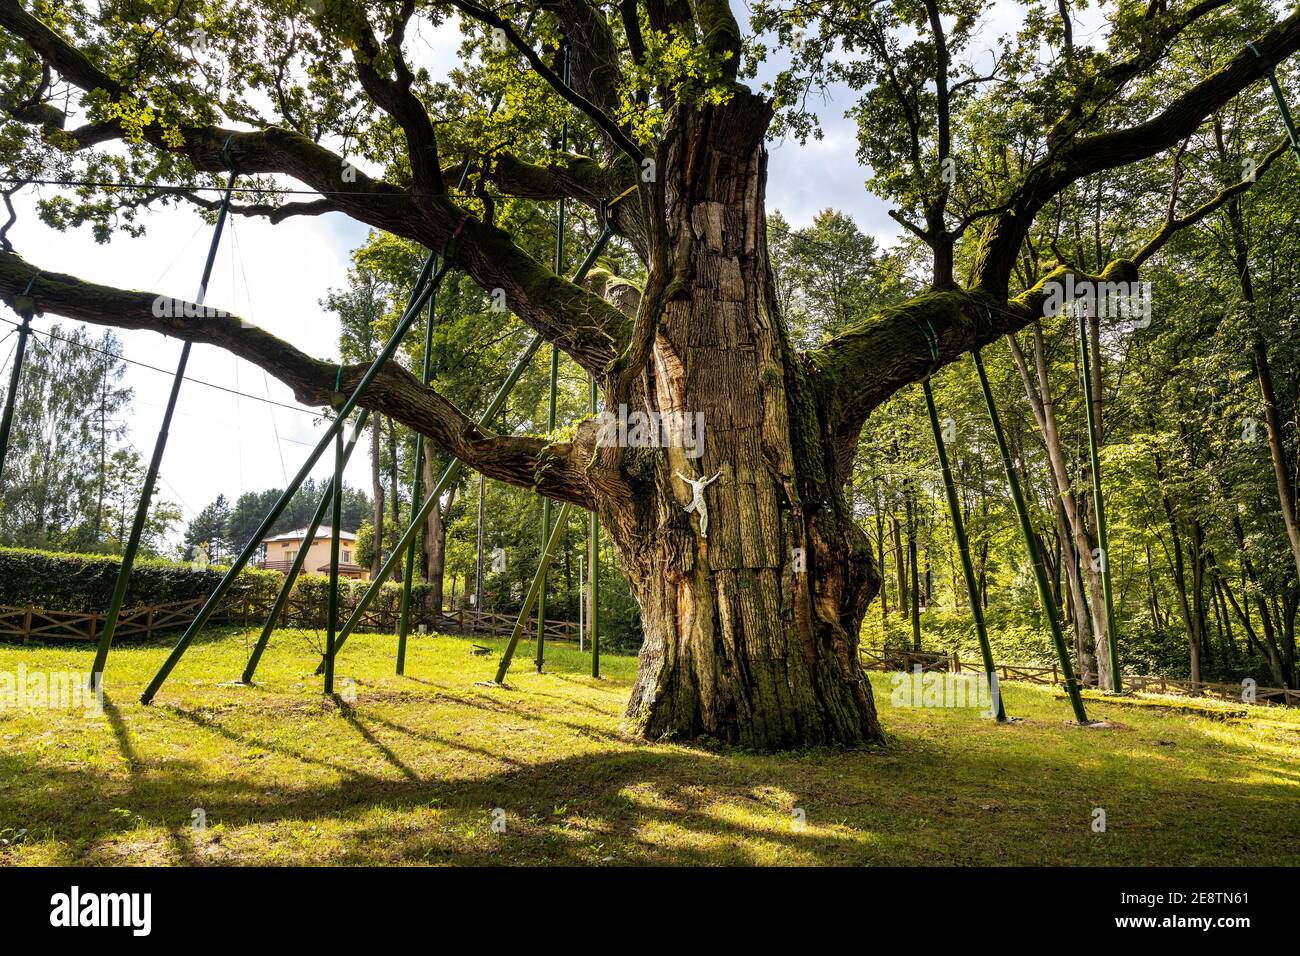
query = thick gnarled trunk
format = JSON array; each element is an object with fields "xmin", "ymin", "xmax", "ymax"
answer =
[{"xmin": 605, "ymin": 93, "xmax": 883, "ymax": 749}]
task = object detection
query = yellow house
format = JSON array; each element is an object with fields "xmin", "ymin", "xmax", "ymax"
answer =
[{"xmin": 259, "ymin": 527, "xmax": 369, "ymax": 580}]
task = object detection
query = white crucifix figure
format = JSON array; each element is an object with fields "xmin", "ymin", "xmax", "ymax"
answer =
[{"xmin": 676, "ymin": 470, "xmax": 722, "ymax": 537}]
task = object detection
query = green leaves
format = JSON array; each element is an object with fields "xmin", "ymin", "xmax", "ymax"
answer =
[{"xmin": 618, "ymin": 25, "xmax": 735, "ymax": 144}]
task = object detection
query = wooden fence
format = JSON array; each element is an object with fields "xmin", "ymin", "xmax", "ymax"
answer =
[
  {"xmin": 432, "ymin": 607, "xmax": 581, "ymax": 642},
  {"xmin": 0, "ymin": 598, "xmax": 583, "ymax": 646},
  {"xmin": 0, "ymin": 599, "xmax": 212, "ymax": 644},
  {"xmin": 8, "ymin": 600, "xmax": 1287, "ymax": 707},
  {"xmin": 859, "ymin": 645, "xmax": 1300, "ymax": 709}
]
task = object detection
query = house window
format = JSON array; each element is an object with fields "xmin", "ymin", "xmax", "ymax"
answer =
[
  {"xmin": 286, "ymin": 550, "xmax": 297, "ymax": 563},
  {"xmin": 343, "ymin": 551, "xmax": 351, "ymax": 564}
]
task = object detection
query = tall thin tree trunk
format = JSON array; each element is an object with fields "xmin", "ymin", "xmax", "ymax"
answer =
[
  {"xmin": 1223, "ymin": 194, "xmax": 1300, "ymax": 584},
  {"xmin": 892, "ymin": 513, "xmax": 907, "ymax": 620},
  {"xmin": 388, "ymin": 415, "xmax": 400, "ymax": 561},
  {"xmin": 907, "ymin": 486, "xmax": 921, "ymax": 651},
  {"xmin": 424, "ymin": 446, "xmax": 454, "ymax": 616},
  {"xmin": 474, "ymin": 471, "xmax": 485, "ymax": 611},
  {"xmin": 95, "ymin": 365, "xmax": 106, "ymax": 544},
  {"xmin": 1054, "ymin": 492, "xmax": 1096, "ymax": 685},
  {"xmin": 1155, "ymin": 449, "xmax": 1199, "ymax": 683},
  {"xmin": 1190, "ymin": 519, "xmax": 1207, "ymax": 679},
  {"xmin": 875, "ymin": 510, "xmax": 888, "ymax": 621},
  {"xmin": 1007, "ymin": 327, "xmax": 1107, "ymax": 677}
]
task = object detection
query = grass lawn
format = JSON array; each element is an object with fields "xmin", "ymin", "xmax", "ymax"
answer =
[{"xmin": 1, "ymin": 627, "xmax": 1297, "ymax": 866}]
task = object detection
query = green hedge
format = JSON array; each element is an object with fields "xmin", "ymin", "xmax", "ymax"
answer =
[
  {"xmin": 0, "ymin": 546, "xmax": 281, "ymax": 610},
  {"xmin": 0, "ymin": 547, "xmax": 434, "ymax": 635}
]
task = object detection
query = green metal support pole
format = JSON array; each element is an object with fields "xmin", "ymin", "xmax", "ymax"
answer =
[
  {"xmin": 250, "ymin": 235, "xmax": 435, "ymax": 683},
  {"xmin": 972, "ymin": 349, "xmax": 1088, "ymax": 723},
  {"xmin": 1248, "ymin": 42, "xmax": 1300, "ymax": 164},
  {"xmin": 495, "ymin": 503, "xmax": 572, "ymax": 683},
  {"xmin": 324, "ymin": 426, "xmax": 343, "ymax": 694},
  {"xmin": 536, "ymin": 344, "xmax": 559, "ymax": 672},
  {"xmin": 92, "ymin": 162, "xmax": 238, "ymax": 690},
  {"xmin": 241, "ymin": 410, "xmax": 369, "ymax": 683},
  {"xmin": 323, "ymin": 223, "xmax": 614, "ymax": 668},
  {"xmin": 589, "ymin": 375, "xmax": 601, "ymax": 678},
  {"xmin": 139, "ymin": 252, "xmax": 445, "ymax": 704},
  {"xmin": 0, "ymin": 310, "xmax": 32, "ymax": 487},
  {"xmin": 536, "ymin": 42, "xmax": 571, "ymax": 675},
  {"xmin": 922, "ymin": 378, "xmax": 1006, "ymax": 721},
  {"xmin": 396, "ymin": 287, "xmax": 438, "ymax": 673},
  {"xmin": 1077, "ymin": 308, "xmax": 1122, "ymax": 692}
]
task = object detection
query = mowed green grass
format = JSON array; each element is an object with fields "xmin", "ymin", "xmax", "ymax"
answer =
[{"xmin": 1, "ymin": 628, "xmax": 1297, "ymax": 866}]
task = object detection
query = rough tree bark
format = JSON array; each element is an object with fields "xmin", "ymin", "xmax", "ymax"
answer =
[{"xmin": 609, "ymin": 91, "xmax": 883, "ymax": 748}]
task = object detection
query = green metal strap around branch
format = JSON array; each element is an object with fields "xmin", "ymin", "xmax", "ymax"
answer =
[
  {"xmin": 92, "ymin": 156, "xmax": 239, "ymax": 690},
  {"xmin": 495, "ymin": 502, "xmax": 573, "ymax": 683},
  {"xmin": 972, "ymin": 349, "xmax": 1089, "ymax": 723},
  {"xmin": 139, "ymin": 250, "xmax": 447, "ymax": 704},
  {"xmin": 320, "ymin": 222, "xmax": 615, "ymax": 670},
  {"xmin": 1076, "ymin": 307, "xmax": 1122, "ymax": 692},
  {"xmin": 241, "ymin": 409, "xmax": 370, "ymax": 683},
  {"xmin": 921, "ymin": 377, "xmax": 1006, "ymax": 721}
]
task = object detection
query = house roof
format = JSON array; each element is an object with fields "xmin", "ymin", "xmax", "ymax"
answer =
[{"xmin": 262, "ymin": 526, "xmax": 358, "ymax": 544}]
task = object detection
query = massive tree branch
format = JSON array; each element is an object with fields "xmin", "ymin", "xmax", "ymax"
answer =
[
  {"xmin": 342, "ymin": 0, "xmax": 444, "ymax": 191},
  {"xmin": 0, "ymin": 250, "xmax": 593, "ymax": 506},
  {"xmin": 1133, "ymin": 135, "xmax": 1290, "ymax": 266},
  {"xmin": 540, "ymin": 0, "xmax": 624, "ymax": 114},
  {"xmin": 470, "ymin": 151, "xmax": 646, "ymax": 254},
  {"xmin": 445, "ymin": 0, "xmax": 646, "ymax": 164},
  {"xmin": 0, "ymin": 0, "xmax": 634, "ymax": 377},
  {"xmin": 971, "ymin": 9, "xmax": 1300, "ymax": 295},
  {"xmin": 0, "ymin": 0, "xmax": 119, "ymax": 95},
  {"xmin": 808, "ymin": 259, "xmax": 1138, "ymax": 464},
  {"xmin": 694, "ymin": 0, "xmax": 742, "ymax": 81},
  {"xmin": 468, "ymin": 151, "xmax": 628, "ymax": 202}
]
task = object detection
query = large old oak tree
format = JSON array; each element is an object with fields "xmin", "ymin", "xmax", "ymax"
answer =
[{"xmin": 0, "ymin": 0, "xmax": 1296, "ymax": 748}]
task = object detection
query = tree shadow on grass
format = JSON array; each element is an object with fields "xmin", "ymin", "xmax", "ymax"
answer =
[{"xmin": 4, "ymin": 694, "xmax": 1300, "ymax": 865}]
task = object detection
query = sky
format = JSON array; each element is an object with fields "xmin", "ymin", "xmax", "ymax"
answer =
[{"xmin": 0, "ymin": 2, "xmax": 1082, "ymax": 549}]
